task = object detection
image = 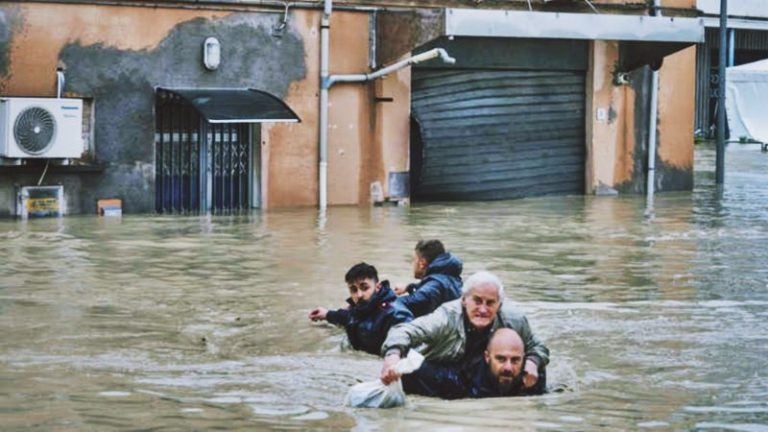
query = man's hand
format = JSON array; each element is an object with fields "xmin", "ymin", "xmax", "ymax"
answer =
[
  {"xmin": 522, "ymin": 359, "xmax": 539, "ymax": 388},
  {"xmin": 308, "ymin": 307, "xmax": 328, "ymax": 321},
  {"xmin": 380, "ymin": 353, "xmax": 402, "ymax": 384},
  {"xmin": 393, "ymin": 284, "xmax": 409, "ymax": 296}
]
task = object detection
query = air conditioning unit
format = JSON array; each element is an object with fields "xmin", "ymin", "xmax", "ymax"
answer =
[{"xmin": 0, "ymin": 97, "xmax": 84, "ymax": 159}]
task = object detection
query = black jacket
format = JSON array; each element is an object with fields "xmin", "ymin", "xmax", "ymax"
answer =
[
  {"xmin": 398, "ymin": 252, "xmax": 463, "ymax": 317},
  {"xmin": 467, "ymin": 361, "xmax": 547, "ymax": 398},
  {"xmin": 326, "ymin": 281, "xmax": 413, "ymax": 356}
]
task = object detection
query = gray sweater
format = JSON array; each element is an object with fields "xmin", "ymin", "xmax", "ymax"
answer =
[{"xmin": 381, "ymin": 298, "xmax": 549, "ymax": 366}]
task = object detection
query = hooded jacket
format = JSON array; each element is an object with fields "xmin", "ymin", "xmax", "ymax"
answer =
[
  {"xmin": 381, "ymin": 299, "xmax": 549, "ymax": 367},
  {"xmin": 326, "ymin": 281, "xmax": 413, "ymax": 356},
  {"xmin": 398, "ymin": 252, "xmax": 463, "ymax": 317}
]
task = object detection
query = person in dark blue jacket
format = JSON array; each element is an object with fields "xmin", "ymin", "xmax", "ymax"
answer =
[
  {"xmin": 398, "ymin": 328, "xmax": 547, "ymax": 400},
  {"xmin": 308, "ymin": 262, "xmax": 413, "ymax": 356},
  {"xmin": 394, "ymin": 239, "xmax": 463, "ymax": 317},
  {"xmin": 466, "ymin": 328, "xmax": 547, "ymax": 398}
]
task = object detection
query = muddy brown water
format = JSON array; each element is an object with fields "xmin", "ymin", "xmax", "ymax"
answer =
[{"xmin": 1, "ymin": 144, "xmax": 767, "ymax": 430}]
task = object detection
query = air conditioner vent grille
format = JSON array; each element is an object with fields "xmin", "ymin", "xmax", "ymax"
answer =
[{"xmin": 13, "ymin": 106, "xmax": 57, "ymax": 155}]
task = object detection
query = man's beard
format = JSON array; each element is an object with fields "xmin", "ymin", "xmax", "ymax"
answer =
[{"xmin": 496, "ymin": 371, "xmax": 523, "ymax": 394}]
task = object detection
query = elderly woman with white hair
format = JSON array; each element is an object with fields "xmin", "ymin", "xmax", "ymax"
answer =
[{"xmin": 380, "ymin": 270, "xmax": 549, "ymax": 399}]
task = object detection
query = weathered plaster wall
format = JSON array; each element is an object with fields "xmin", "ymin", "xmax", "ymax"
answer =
[
  {"xmin": 326, "ymin": 12, "xmax": 371, "ymax": 205},
  {"xmin": 0, "ymin": 3, "xmax": 310, "ymax": 215},
  {"xmin": 263, "ymin": 9, "xmax": 319, "ymax": 208},
  {"xmin": 586, "ymin": 40, "xmax": 640, "ymax": 194},
  {"xmin": 657, "ymin": 46, "xmax": 695, "ymax": 191},
  {"xmin": 586, "ymin": 39, "xmax": 693, "ymax": 196},
  {"xmin": 375, "ymin": 65, "xmax": 411, "ymax": 199}
]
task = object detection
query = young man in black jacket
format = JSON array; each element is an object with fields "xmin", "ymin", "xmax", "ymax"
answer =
[
  {"xmin": 395, "ymin": 239, "xmax": 463, "ymax": 317},
  {"xmin": 308, "ymin": 262, "xmax": 413, "ymax": 356}
]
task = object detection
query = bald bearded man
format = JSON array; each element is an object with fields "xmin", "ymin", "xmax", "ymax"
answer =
[{"xmin": 467, "ymin": 328, "xmax": 547, "ymax": 398}]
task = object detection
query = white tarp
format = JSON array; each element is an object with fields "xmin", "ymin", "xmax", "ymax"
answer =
[{"xmin": 725, "ymin": 58, "xmax": 768, "ymax": 143}]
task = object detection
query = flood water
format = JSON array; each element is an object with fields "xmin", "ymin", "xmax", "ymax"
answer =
[{"xmin": 1, "ymin": 143, "xmax": 767, "ymax": 431}]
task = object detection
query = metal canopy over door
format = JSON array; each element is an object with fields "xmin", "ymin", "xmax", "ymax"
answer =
[
  {"xmin": 154, "ymin": 88, "xmax": 299, "ymax": 214},
  {"xmin": 411, "ymin": 38, "xmax": 587, "ymax": 201}
]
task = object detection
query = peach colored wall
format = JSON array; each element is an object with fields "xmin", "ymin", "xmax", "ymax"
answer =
[
  {"xmin": 0, "ymin": 4, "xmax": 226, "ymax": 96},
  {"xmin": 657, "ymin": 46, "xmax": 696, "ymax": 171},
  {"xmin": 587, "ymin": 41, "xmax": 696, "ymax": 194},
  {"xmin": 586, "ymin": 40, "xmax": 637, "ymax": 193},
  {"xmin": 374, "ymin": 64, "xmax": 411, "ymax": 199},
  {"xmin": 263, "ymin": 9, "xmax": 320, "ymax": 208},
  {"xmin": 327, "ymin": 12, "xmax": 372, "ymax": 205},
  {"xmin": 263, "ymin": 11, "xmax": 412, "ymax": 207},
  {"xmin": 262, "ymin": 10, "xmax": 376, "ymax": 208}
]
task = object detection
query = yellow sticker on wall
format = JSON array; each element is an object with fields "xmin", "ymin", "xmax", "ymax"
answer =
[{"xmin": 27, "ymin": 197, "xmax": 60, "ymax": 213}]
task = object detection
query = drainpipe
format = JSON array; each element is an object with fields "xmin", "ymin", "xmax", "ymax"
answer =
[
  {"xmin": 319, "ymin": 0, "xmax": 332, "ymax": 210},
  {"xmin": 646, "ymin": 0, "xmax": 661, "ymax": 209},
  {"xmin": 317, "ymin": 1, "xmax": 455, "ymax": 209},
  {"xmin": 56, "ymin": 68, "xmax": 65, "ymax": 99},
  {"xmin": 328, "ymin": 48, "xmax": 455, "ymax": 86}
]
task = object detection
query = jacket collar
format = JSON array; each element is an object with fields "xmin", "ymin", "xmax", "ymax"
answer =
[
  {"xmin": 425, "ymin": 253, "xmax": 463, "ymax": 278},
  {"xmin": 345, "ymin": 280, "xmax": 396, "ymax": 318}
]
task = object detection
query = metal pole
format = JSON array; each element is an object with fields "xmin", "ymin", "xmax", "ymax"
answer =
[
  {"xmin": 646, "ymin": 0, "xmax": 662, "ymax": 211},
  {"xmin": 716, "ymin": 0, "xmax": 727, "ymax": 185},
  {"xmin": 318, "ymin": 0, "xmax": 331, "ymax": 210}
]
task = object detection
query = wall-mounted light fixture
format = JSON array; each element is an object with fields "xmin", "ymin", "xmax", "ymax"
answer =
[{"xmin": 203, "ymin": 37, "xmax": 221, "ymax": 71}]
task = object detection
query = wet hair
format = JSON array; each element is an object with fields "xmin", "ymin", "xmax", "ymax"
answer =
[
  {"xmin": 461, "ymin": 270, "xmax": 505, "ymax": 298},
  {"xmin": 414, "ymin": 239, "xmax": 446, "ymax": 264},
  {"xmin": 345, "ymin": 262, "xmax": 379, "ymax": 283}
]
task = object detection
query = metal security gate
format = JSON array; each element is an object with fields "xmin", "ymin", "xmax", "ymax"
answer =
[
  {"xmin": 155, "ymin": 94, "xmax": 201, "ymax": 213},
  {"xmin": 208, "ymin": 123, "xmax": 251, "ymax": 213},
  {"xmin": 411, "ymin": 68, "xmax": 586, "ymax": 201},
  {"xmin": 155, "ymin": 90, "xmax": 251, "ymax": 214}
]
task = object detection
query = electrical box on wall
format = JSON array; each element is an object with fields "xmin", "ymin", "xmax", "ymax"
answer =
[{"xmin": 16, "ymin": 185, "xmax": 65, "ymax": 218}]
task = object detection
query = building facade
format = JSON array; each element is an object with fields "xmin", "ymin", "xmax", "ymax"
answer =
[
  {"xmin": 0, "ymin": 0, "xmax": 703, "ymax": 216},
  {"xmin": 694, "ymin": 0, "xmax": 768, "ymax": 139}
]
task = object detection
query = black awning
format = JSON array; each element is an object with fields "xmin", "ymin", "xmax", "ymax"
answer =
[
  {"xmin": 618, "ymin": 41, "xmax": 693, "ymax": 72},
  {"xmin": 159, "ymin": 88, "xmax": 300, "ymax": 124}
]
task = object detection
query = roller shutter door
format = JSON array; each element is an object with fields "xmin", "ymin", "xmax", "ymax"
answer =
[{"xmin": 411, "ymin": 68, "xmax": 586, "ymax": 201}]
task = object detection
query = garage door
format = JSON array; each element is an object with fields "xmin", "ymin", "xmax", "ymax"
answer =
[{"xmin": 411, "ymin": 68, "xmax": 586, "ymax": 201}]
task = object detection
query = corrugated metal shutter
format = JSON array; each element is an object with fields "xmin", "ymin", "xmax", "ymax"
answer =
[{"xmin": 411, "ymin": 68, "xmax": 585, "ymax": 201}]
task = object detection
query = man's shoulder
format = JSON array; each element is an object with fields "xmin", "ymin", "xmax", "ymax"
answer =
[
  {"xmin": 498, "ymin": 301, "xmax": 528, "ymax": 322},
  {"xmin": 439, "ymin": 298, "xmax": 463, "ymax": 313},
  {"xmin": 410, "ymin": 299, "xmax": 462, "ymax": 324}
]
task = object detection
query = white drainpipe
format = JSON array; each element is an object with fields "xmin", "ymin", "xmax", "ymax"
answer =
[
  {"xmin": 328, "ymin": 48, "xmax": 455, "ymax": 86},
  {"xmin": 319, "ymin": 0, "xmax": 332, "ymax": 210},
  {"xmin": 56, "ymin": 69, "xmax": 65, "ymax": 99},
  {"xmin": 646, "ymin": 0, "xmax": 661, "ymax": 208},
  {"xmin": 317, "ymin": 0, "xmax": 455, "ymax": 209}
]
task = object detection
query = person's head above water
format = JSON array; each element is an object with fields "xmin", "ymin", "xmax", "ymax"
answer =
[
  {"xmin": 461, "ymin": 271, "xmax": 504, "ymax": 330},
  {"xmin": 345, "ymin": 262, "xmax": 380, "ymax": 305},
  {"xmin": 412, "ymin": 239, "xmax": 445, "ymax": 278},
  {"xmin": 484, "ymin": 328, "xmax": 525, "ymax": 392}
]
